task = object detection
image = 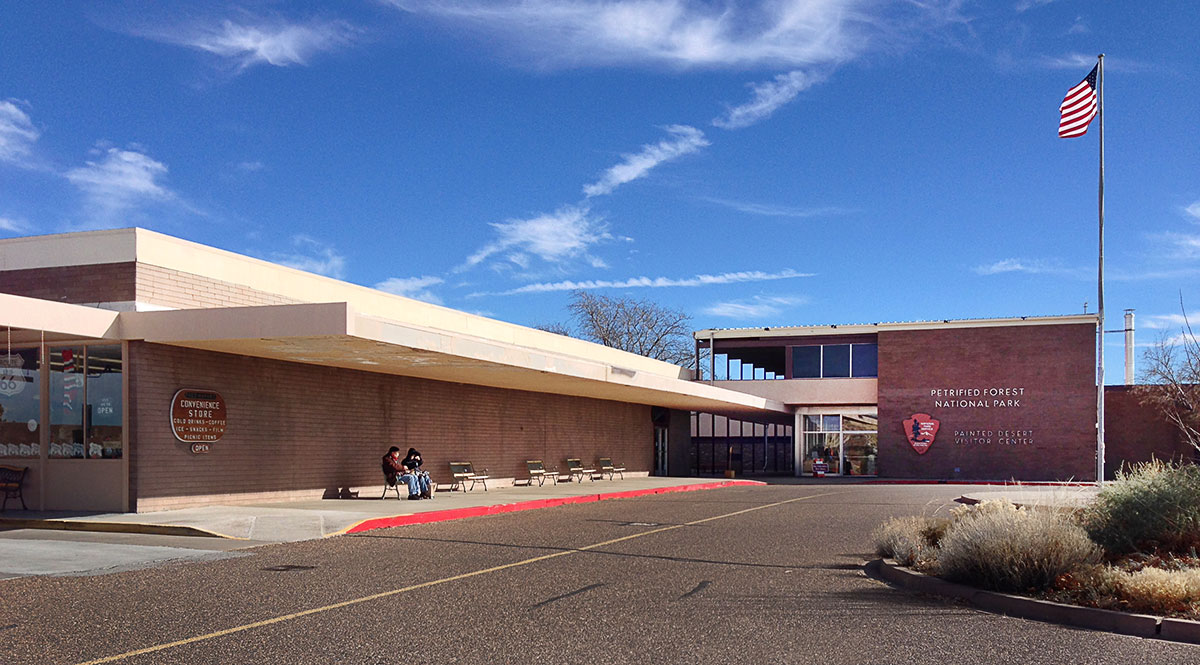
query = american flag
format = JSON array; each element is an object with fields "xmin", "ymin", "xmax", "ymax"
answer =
[{"xmin": 1059, "ymin": 65, "xmax": 1098, "ymax": 138}]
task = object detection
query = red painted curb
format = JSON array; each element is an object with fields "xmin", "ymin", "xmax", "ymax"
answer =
[
  {"xmin": 343, "ymin": 480, "xmax": 764, "ymax": 534},
  {"xmin": 863, "ymin": 480, "xmax": 1095, "ymax": 487}
]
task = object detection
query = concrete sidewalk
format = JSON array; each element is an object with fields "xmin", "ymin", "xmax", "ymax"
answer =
[
  {"xmin": 958, "ymin": 484, "xmax": 1099, "ymax": 509},
  {"xmin": 0, "ymin": 477, "xmax": 761, "ymax": 543}
]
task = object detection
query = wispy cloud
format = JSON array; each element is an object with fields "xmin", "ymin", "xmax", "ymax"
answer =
[
  {"xmin": 0, "ymin": 99, "xmax": 40, "ymax": 166},
  {"xmin": 1040, "ymin": 53, "xmax": 1148, "ymax": 73},
  {"xmin": 973, "ymin": 258, "xmax": 1077, "ymax": 276},
  {"xmin": 1185, "ymin": 201, "xmax": 1200, "ymax": 222},
  {"xmin": 703, "ymin": 295, "xmax": 808, "ymax": 319},
  {"xmin": 1140, "ymin": 312, "xmax": 1200, "ymax": 330},
  {"xmin": 236, "ymin": 160, "xmax": 265, "ymax": 172},
  {"xmin": 270, "ymin": 235, "xmax": 346, "ymax": 278},
  {"xmin": 1041, "ymin": 52, "xmax": 1096, "ymax": 70},
  {"xmin": 460, "ymin": 205, "xmax": 611, "ymax": 272},
  {"xmin": 1067, "ymin": 16, "xmax": 1089, "ymax": 34},
  {"xmin": 583, "ymin": 125, "xmax": 709, "ymax": 197},
  {"xmin": 389, "ymin": 0, "xmax": 875, "ymax": 69},
  {"xmin": 0, "ymin": 216, "xmax": 32, "ymax": 234},
  {"xmin": 65, "ymin": 145, "xmax": 174, "ymax": 218},
  {"xmin": 1015, "ymin": 0, "xmax": 1059, "ymax": 12},
  {"xmin": 143, "ymin": 17, "xmax": 358, "ymax": 71},
  {"xmin": 475, "ymin": 268, "xmax": 812, "ymax": 296},
  {"xmin": 375, "ymin": 276, "xmax": 445, "ymax": 304},
  {"xmin": 701, "ymin": 196, "xmax": 855, "ymax": 219},
  {"xmin": 1154, "ymin": 232, "xmax": 1200, "ymax": 261},
  {"xmin": 713, "ymin": 69, "xmax": 826, "ymax": 129}
]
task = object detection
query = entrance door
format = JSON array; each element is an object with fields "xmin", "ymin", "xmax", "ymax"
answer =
[
  {"xmin": 801, "ymin": 414, "xmax": 842, "ymax": 476},
  {"xmin": 800, "ymin": 413, "xmax": 878, "ymax": 477},
  {"xmin": 653, "ymin": 426, "xmax": 668, "ymax": 476}
]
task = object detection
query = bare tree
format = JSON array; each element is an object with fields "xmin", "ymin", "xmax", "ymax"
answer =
[
  {"xmin": 1137, "ymin": 303, "xmax": 1200, "ymax": 450},
  {"xmin": 534, "ymin": 322, "xmax": 572, "ymax": 337},
  {"xmin": 551, "ymin": 291, "xmax": 695, "ymax": 367}
]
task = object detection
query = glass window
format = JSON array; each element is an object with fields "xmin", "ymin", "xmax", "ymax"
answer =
[
  {"xmin": 843, "ymin": 414, "xmax": 878, "ymax": 431},
  {"xmin": 792, "ymin": 346, "xmax": 820, "ymax": 378},
  {"xmin": 86, "ymin": 345, "xmax": 122, "ymax": 459},
  {"xmin": 822, "ymin": 414, "xmax": 841, "ymax": 432},
  {"xmin": 50, "ymin": 346, "xmax": 85, "ymax": 458},
  {"xmin": 0, "ymin": 347, "xmax": 40, "ymax": 459},
  {"xmin": 822, "ymin": 344, "xmax": 850, "ymax": 378},
  {"xmin": 843, "ymin": 433, "xmax": 878, "ymax": 476},
  {"xmin": 803, "ymin": 415, "xmax": 822, "ymax": 432},
  {"xmin": 852, "ymin": 343, "xmax": 878, "ymax": 378}
]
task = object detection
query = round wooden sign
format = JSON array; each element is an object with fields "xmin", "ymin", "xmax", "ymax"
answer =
[{"xmin": 171, "ymin": 389, "xmax": 227, "ymax": 444}]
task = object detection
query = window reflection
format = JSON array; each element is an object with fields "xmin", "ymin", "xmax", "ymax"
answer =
[
  {"xmin": 823, "ymin": 344, "xmax": 851, "ymax": 378},
  {"xmin": 87, "ymin": 346, "xmax": 123, "ymax": 459},
  {"xmin": 47, "ymin": 345, "xmax": 123, "ymax": 459},
  {"xmin": 0, "ymin": 348, "xmax": 40, "ymax": 459},
  {"xmin": 50, "ymin": 346, "xmax": 85, "ymax": 458}
]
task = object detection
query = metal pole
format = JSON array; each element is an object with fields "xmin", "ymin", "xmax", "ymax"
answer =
[
  {"xmin": 1124, "ymin": 309, "xmax": 1135, "ymax": 385},
  {"xmin": 708, "ymin": 332, "xmax": 715, "ymax": 385},
  {"xmin": 1096, "ymin": 53, "xmax": 1106, "ymax": 484}
]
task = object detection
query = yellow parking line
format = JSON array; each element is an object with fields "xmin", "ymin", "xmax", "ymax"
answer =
[{"xmin": 77, "ymin": 490, "xmax": 843, "ymax": 665}]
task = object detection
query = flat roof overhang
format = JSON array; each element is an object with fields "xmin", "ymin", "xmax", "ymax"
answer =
[
  {"xmin": 695, "ymin": 313, "xmax": 1099, "ymax": 342},
  {"xmin": 119, "ymin": 302, "xmax": 791, "ymax": 423},
  {"xmin": 0, "ymin": 293, "xmax": 121, "ymax": 343}
]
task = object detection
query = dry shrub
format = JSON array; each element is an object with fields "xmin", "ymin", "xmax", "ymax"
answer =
[
  {"xmin": 937, "ymin": 500, "xmax": 1100, "ymax": 592},
  {"xmin": 1117, "ymin": 567, "xmax": 1200, "ymax": 615},
  {"xmin": 1058, "ymin": 565, "xmax": 1200, "ymax": 617},
  {"xmin": 872, "ymin": 516, "xmax": 947, "ymax": 570},
  {"xmin": 1084, "ymin": 459, "xmax": 1200, "ymax": 556}
]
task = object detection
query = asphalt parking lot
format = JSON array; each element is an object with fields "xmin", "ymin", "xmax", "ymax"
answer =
[{"xmin": 1, "ymin": 483, "xmax": 1196, "ymax": 664}]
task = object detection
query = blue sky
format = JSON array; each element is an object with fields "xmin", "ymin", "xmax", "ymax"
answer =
[{"xmin": 1, "ymin": 1, "xmax": 1197, "ymax": 383}]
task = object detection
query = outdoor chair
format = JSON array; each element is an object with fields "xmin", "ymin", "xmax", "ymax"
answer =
[
  {"xmin": 564, "ymin": 458, "xmax": 597, "ymax": 483},
  {"xmin": 521, "ymin": 460, "xmax": 558, "ymax": 487},
  {"xmin": 0, "ymin": 465, "xmax": 28, "ymax": 511},
  {"xmin": 449, "ymin": 461, "xmax": 489, "ymax": 492},
  {"xmin": 597, "ymin": 457, "xmax": 625, "ymax": 480},
  {"xmin": 380, "ymin": 465, "xmax": 404, "ymax": 500}
]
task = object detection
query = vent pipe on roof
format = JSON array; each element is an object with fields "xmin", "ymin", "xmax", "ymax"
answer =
[{"xmin": 1124, "ymin": 309, "xmax": 1135, "ymax": 385}]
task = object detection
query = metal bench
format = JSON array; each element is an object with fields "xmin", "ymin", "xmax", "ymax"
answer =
[
  {"xmin": 520, "ymin": 460, "xmax": 558, "ymax": 487},
  {"xmin": 597, "ymin": 457, "xmax": 625, "ymax": 480},
  {"xmin": 448, "ymin": 461, "xmax": 489, "ymax": 492},
  {"xmin": 565, "ymin": 458, "xmax": 596, "ymax": 483},
  {"xmin": 0, "ymin": 465, "xmax": 28, "ymax": 511}
]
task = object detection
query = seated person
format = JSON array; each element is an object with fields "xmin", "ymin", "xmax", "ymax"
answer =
[
  {"xmin": 382, "ymin": 446, "xmax": 422, "ymax": 500},
  {"xmin": 402, "ymin": 447, "xmax": 432, "ymax": 499}
]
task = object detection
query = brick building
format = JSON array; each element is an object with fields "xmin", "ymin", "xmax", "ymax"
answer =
[
  {"xmin": 0, "ymin": 228, "xmax": 1183, "ymax": 512},
  {"xmin": 693, "ymin": 317, "xmax": 1186, "ymax": 482},
  {"xmin": 0, "ymin": 228, "xmax": 785, "ymax": 512}
]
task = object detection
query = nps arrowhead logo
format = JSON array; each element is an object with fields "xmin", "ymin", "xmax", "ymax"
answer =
[{"xmin": 904, "ymin": 413, "xmax": 940, "ymax": 455}]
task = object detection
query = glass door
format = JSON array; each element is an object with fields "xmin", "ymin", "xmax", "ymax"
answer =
[
  {"xmin": 654, "ymin": 426, "xmax": 668, "ymax": 476},
  {"xmin": 801, "ymin": 413, "xmax": 878, "ymax": 476},
  {"xmin": 802, "ymin": 415, "xmax": 842, "ymax": 475}
]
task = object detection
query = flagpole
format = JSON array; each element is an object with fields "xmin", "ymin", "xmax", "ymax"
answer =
[{"xmin": 1096, "ymin": 53, "xmax": 1106, "ymax": 484}]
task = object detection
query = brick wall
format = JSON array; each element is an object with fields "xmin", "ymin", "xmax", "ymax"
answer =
[
  {"xmin": 0, "ymin": 262, "xmax": 298, "ymax": 310},
  {"xmin": 0, "ymin": 263, "xmax": 136, "ymax": 304},
  {"xmin": 877, "ymin": 323, "xmax": 1097, "ymax": 481},
  {"xmin": 135, "ymin": 264, "xmax": 300, "ymax": 309},
  {"xmin": 1105, "ymin": 386, "xmax": 1197, "ymax": 476},
  {"xmin": 128, "ymin": 343, "xmax": 652, "ymax": 512}
]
